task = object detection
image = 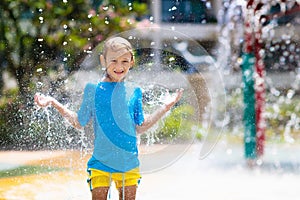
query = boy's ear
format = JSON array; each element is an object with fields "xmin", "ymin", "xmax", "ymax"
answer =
[
  {"xmin": 130, "ymin": 59, "xmax": 135, "ymax": 68},
  {"xmin": 100, "ymin": 55, "xmax": 106, "ymax": 67}
]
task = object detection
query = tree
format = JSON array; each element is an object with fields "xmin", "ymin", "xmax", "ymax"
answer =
[{"xmin": 0, "ymin": 0, "xmax": 148, "ymax": 99}]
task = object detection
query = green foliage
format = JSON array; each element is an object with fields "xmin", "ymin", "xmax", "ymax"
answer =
[
  {"xmin": 265, "ymin": 93, "xmax": 300, "ymax": 141},
  {"xmin": 0, "ymin": 88, "xmax": 20, "ymax": 147},
  {"xmin": 0, "ymin": 0, "xmax": 148, "ymax": 97},
  {"xmin": 156, "ymin": 104, "xmax": 199, "ymax": 143},
  {"xmin": 0, "ymin": 165, "xmax": 66, "ymax": 178},
  {"xmin": 224, "ymin": 88, "xmax": 300, "ymax": 142},
  {"xmin": 222, "ymin": 88, "xmax": 244, "ymax": 129}
]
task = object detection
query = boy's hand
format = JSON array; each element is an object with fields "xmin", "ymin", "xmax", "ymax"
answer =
[
  {"xmin": 34, "ymin": 93, "xmax": 82, "ymax": 130},
  {"xmin": 163, "ymin": 88, "xmax": 184, "ymax": 111},
  {"xmin": 136, "ymin": 88, "xmax": 184, "ymax": 134},
  {"xmin": 34, "ymin": 93, "xmax": 53, "ymax": 108}
]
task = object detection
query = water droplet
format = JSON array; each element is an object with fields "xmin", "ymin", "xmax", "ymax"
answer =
[
  {"xmin": 283, "ymin": 51, "xmax": 289, "ymax": 57},
  {"xmin": 289, "ymin": 54, "xmax": 294, "ymax": 62},
  {"xmin": 206, "ymin": 2, "xmax": 211, "ymax": 9},
  {"xmin": 63, "ymin": 24, "xmax": 68, "ymax": 29},
  {"xmin": 37, "ymin": 81, "xmax": 43, "ymax": 86},
  {"xmin": 226, "ymin": 148, "xmax": 232, "ymax": 155},
  {"xmin": 289, "ymin": 43, "xmax": 296, "ymax": 52},
  {"xmin": 63, "ymin": 41, "xmax": 67, "ymax": 45},
  {"xmin": 256, "ymin": 159, "xmax": 263, "ymax": 166},
  {"xmin": 287, "ymin": 89, "xmax": 295, "ymax": 99},
  {"xmin": 38, "ymin": 38, "xmax": 43, "ymax": 42},
  {"xmin": 169, "ymin": 57, "xmax": 175, "ymax": 62},
  {"xmin": 279, "ymin": 56, "xmax": 286, "ymax": 64},
  {"xmin": 169, "ymin": 6, "xmax": 177, "ymax": 11},
  {"xmin": 271, "ymin": 87, "xmax": 280, "ymax": 96}
]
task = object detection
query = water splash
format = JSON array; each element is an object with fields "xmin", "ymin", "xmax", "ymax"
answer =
[{"xmin": 72, "ymin": 27, "xmax": 227, "ymax": 172}]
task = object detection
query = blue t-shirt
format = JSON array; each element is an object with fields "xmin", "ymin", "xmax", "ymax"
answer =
[{"xmin": 77, "ymin": 82, "xmax": 144, "ymax": 172}]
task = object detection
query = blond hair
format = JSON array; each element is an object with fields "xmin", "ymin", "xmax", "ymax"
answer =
[{"xmin": 102, "ymin": 37, "xmax": 134, "ymax": 60}]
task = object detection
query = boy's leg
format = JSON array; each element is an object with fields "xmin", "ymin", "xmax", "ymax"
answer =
[
  {"xmin": 114, "ymin": 168, "xmax": 141, "ymax": 199},
  {"xmin": 118, "ymin": 185, "xmax": 137, "ymax": 200},
  {"xmin": 88, "ymin": 169, "xmax": 112, "ymax": 200},
  {"xmin": 92, "ymin": 187, "xmax": 109, "ymax": 200}
]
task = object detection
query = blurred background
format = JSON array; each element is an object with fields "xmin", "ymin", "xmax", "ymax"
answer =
[{"xmin": 0, "ymin": 0, "xmax": 300, "ymax": 199}]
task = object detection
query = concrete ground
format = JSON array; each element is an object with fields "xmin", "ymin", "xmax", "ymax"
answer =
[{"xmin": 0, "ymin": 141, "xmax": 300, "ymax": 200}]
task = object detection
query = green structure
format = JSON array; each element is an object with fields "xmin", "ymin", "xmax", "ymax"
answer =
[{"xmin": 241, "ymin": 53, "xmax": 256, "ymax": 159}]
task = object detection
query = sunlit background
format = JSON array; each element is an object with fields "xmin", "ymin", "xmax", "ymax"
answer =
[{"xmin": 0, "ymin": 0, "xmax": 300, "ymax": 199}]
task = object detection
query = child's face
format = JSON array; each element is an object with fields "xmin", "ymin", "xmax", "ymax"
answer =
[{"xmin": 104, "ymin": 50, "xmax": 133, "ymax": 82}]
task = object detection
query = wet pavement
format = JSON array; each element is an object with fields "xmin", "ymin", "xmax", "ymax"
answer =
[{"xmin": 0, "ymin": 141, "xmax": 300, "ymax": 200}]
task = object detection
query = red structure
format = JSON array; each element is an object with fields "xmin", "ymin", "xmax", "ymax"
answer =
[
  {"xmin": 243, "ymin": 1, "xmax": 300, "ymax": 159},
  {"xmin": 254, "ymin": 15, "xmax": 265, "ymax": 157}
]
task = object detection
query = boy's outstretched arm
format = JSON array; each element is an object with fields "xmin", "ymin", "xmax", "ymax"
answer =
[
  {"xmin": 136, "ymin": 88, "xmax": 184, "ymax": 134},
  {"xmin": 34, "ymin": 93, "xmax": 83, "ymax": 130}
]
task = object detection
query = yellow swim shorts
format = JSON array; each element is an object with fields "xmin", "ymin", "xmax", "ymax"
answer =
[{"xmin": 87, "ymin": 168, "xmax": 141, "ymax": 190}]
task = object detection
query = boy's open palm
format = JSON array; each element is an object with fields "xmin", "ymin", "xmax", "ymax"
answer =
[
  {"xmin": 34, "ymin": 93, "xmax": 53, "ymax": 108},
  {"xmin": 163, "ymin": 88, "xmax": 184, "ymax": 110}
]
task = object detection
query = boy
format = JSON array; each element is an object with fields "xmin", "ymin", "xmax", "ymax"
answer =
[{"xmin": 34, "ymin": 36, "xmax": 183, "ymax": 200}]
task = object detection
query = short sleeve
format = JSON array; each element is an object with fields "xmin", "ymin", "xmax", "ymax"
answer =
[
  {"xmin": 77, "ymin": 83, "xmax": 96, "ymax": 127},
  {"xmin": 134, "ymin": 88, "xmax": 144, "ymax": 126}
]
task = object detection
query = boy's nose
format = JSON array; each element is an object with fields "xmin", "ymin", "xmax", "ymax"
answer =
[{"xmin": 115, "ymin": 62, "xmax": 123, "ymax": 69}]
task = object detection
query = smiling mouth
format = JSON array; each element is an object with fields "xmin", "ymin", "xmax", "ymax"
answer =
[{"xmin": 114, "ymin": 70, "xmax": 124, "ymax": 75}]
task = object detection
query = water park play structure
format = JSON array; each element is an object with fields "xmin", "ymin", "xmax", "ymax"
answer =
[{"xmin": 241, "ymin": 0, "xmax": 300, "ymax": 162}]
